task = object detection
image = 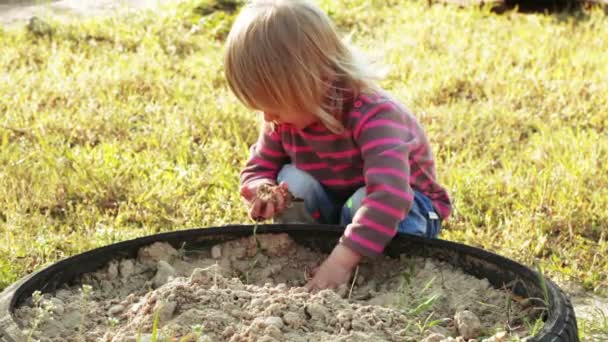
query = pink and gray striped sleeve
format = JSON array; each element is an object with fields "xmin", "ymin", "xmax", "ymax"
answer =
[
  {"xmin": 340, "ymin": 101, "xmax": 420, "ymax": 257},
  {"xmin": 240, "ymin": 123, "xmax": 288, "ymax": 188}
]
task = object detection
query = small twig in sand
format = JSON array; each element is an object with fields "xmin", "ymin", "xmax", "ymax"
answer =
[
  {"xmin": 303, "ymin": 266, "xmax": 311, "ymax": 282},
  {"xmin": 348, "ymin": 266, "xmax": 360, "ymax": 300},
  {"xmin": 213, "ymin": 261, "xmax": 218, "ymax": 288}
]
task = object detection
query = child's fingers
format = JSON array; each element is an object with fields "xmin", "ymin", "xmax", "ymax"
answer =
[
  {"xmin": 249, "ymin": 199, "xmax": 264, "ymax": 220},
  {"xmin": 261, "ymin": 201, "xmax": 275, "ymax": 219},
  {"xmin": 277, "ymin": 182, "xmax": 292, "ymax": 212},
  {"xmin": 305, "ymin": 277, "xmax": 323, "ymax": 293},
  {"xmin": 274, "ymin": 192, "xmax": 286, "ymax": 212},
  {"xmin": 304, "ymin": 266, "xmax": 319, "ymax": 286},
  {"xmin": 240, "ymin": 185, "xmax": 255, "ymax": 202},
  {"xmin": 304, "ymin": 280, "xmax": 315, "ymax": 291}
]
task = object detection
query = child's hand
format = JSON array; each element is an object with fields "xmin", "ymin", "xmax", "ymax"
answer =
[
  {"xmin": 305, "ymin": 244, "xmax": 362, "ymax": 291},
  {"xmin": 240, "ymin": 181, "xmax": 291, "ymax": 221}
]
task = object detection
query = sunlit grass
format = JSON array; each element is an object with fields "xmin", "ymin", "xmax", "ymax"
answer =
[{"xmin": 1, "ymin": 0, "xmax": 607, "ymax": 336}]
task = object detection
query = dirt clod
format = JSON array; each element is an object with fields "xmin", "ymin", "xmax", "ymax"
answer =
[
  {"xmin": 439, "ymin": 337, "xmax": 466, "ymax": 342},
  {"xmin": 152, "ymin": 260, "xmax": 176, "ymax": 288},
  {"xmin": 190, "ymin": 264, "xmax": 221, "ymax": 285},
  {"xmin": 481, "ymin": 331, "xmax": 507, "ymax": 342},
  {"xmin": 423, "ymin": 332, "xmax": 446, "ymax": 342},
  {"xmin": 211, "ymin": 245, "xmax": 222, "ymax": 259},
  {"xmin": 137, "ymin": 241, "xmax": 179, "ymax": 265},
  {"xmin": 108, "ymin": 304, "xmax": 124, "ymax": 316},
  {"xmin": 454, "ymin": 310, "xmax": 482, "ymax": 340},
  {"xmin": 155, "ymin": 300, "xmax": 177, "ymax": 322},
  {"xmin": 256, "ymin": 183, "xmax": 293, "ymax": 204},
  {"xmin": 119, "ymin": 259, "xmax": 135, "ymax": 278}
]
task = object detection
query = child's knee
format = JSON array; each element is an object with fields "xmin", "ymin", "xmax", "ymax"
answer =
[
  {"xmin": 277, "ymin": 164, "xmax": 323, "ymax": 203},
  {"xmin": 340, "ymin": 187, "xmax": 366, "ymax": 225},
  {"xmin": 276, "ymin": 164, "xmax": 336, "ymax": 223}
]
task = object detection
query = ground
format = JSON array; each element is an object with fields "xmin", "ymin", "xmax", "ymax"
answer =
[{"xmin": 0, "ymin": 0, "xmax": 171, "ymax": 27}]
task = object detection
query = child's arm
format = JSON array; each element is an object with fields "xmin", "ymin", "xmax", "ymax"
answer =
[
  {"xmin": 306, "ymin": 100, "xmax": 421, "ymax": 290},
  {"xmin": 240, "ymin": 123, "xmax": 289, "ymax": 219},
  {"xmin": 241, "ymin": 123, "xmax": 288, "ymax": 186},
  {"xmin": 341, "ymin": 101, "xmax": 420, "ymax": 258},
  {"xmin": 305, "ymin": 243, "xmax": 361, "ymax": 291}
]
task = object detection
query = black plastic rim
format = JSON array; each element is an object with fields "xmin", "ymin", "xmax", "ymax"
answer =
[{"xmin": 0, "ymin": 224, "xmax": 579, "ymax": 342}]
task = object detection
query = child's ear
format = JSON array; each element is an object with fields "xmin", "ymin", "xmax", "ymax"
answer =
[{"xmin": 261, "ymin": 119, "xmax": 278, "ymax": 133}]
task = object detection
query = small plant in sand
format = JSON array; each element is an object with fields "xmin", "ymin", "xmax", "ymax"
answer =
[
  {"xmin": 504, "ymin": 266, "xmax": 548, "ymax": 336},
  {"xmin": 537, "ymin": 264, "xmax": 550, "ymax": 312},
  {"xmin": 477, "ymin": 271, "xmax": 548, "ymax": 340},
  {"xmin": 398, "ymin": 259, "xmax": 439, "ymax": 310},
  {"xmin": 403, "ymin": 287, "xmax": 442, "ymax": 336},
  {"xmin": 400, "ymin": 258, "xmax": 418, "ymax": 287},
  {"xmin": 409, "ymin": 311, "xmax": 444, "ymax": 336},
  {"xmin": 516, "ymin": 266, "xmax": 550, "ymax": 338},
  {"xmin": 244, "ymin": 223, "xmax": 262, "ymax": 284},
  {"xmin": 108, "ymin": 317, "xmax": 120, "ymax": 336},
  {"xmin": 394, "ymin": 259, "xmax": 444, "ymax": 337},
  {"xmin": 78, "ymin": 284, "xmax": 93, "ymax": 340},
  {"xmin": 189, "ymin": 324, "xmax": 205, "ymax": 341},
  {"xmin": 151, "ymin": 307, "xmax": 161, "ymax": 342},
  {"xmin": 107, "ymin": 316, "xmax": 120, "ymax": 328},
  {"xmin": 523, "ymin": 315, "xmax": 545, "ymax": 337},
  {"xmin": 136, "ymin": 304, "xmax": 207, "ymax": 342},
  {"xmin": 136, "ymin": 306, "xmax": 162, "ymax": 342},
  {"xmin": 26, "ymin": 290, "xmax": 55, "ymax": 342},
  {"xmin": 177, "ymin": 241, "xmax": 188, "ymax": 259}
]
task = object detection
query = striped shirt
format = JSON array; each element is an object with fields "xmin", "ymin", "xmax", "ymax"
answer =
[{"xmin": 240, "ymin": 91, "xmax": 452, "ymax": 257}]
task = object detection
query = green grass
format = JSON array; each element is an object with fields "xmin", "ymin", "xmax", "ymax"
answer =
[
  {"xmin": 1, "ymin": 0, "xmax": 607, "ymax": 338},
  {"xmin": 579, "ymin": 307, "xmax": 608, "ymax": 341}
]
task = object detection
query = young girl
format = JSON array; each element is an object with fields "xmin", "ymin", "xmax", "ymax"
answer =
[{"xmin": 224, "ymin": 0, "xmax": 452, "ymax": 291}]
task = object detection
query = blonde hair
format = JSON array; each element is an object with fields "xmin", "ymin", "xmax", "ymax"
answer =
[{"xmin": 224, "ymin": 0, "xmax": 385, "ymax": 133}]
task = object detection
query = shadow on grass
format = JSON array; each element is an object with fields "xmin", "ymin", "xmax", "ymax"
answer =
[{"xmin": 434, "ymin": 0, "xmax": 606, "ymax": 21}]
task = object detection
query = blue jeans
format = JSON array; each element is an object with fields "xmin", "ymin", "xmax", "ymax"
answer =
[{"xmin": 276, "ymin": 164, "xmax": 442, "ymax": 238}]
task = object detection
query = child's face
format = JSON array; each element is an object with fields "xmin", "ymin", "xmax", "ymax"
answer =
[{"xmin": 263, "ymin": 110, "xmax": 318, "ymax": 130}]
